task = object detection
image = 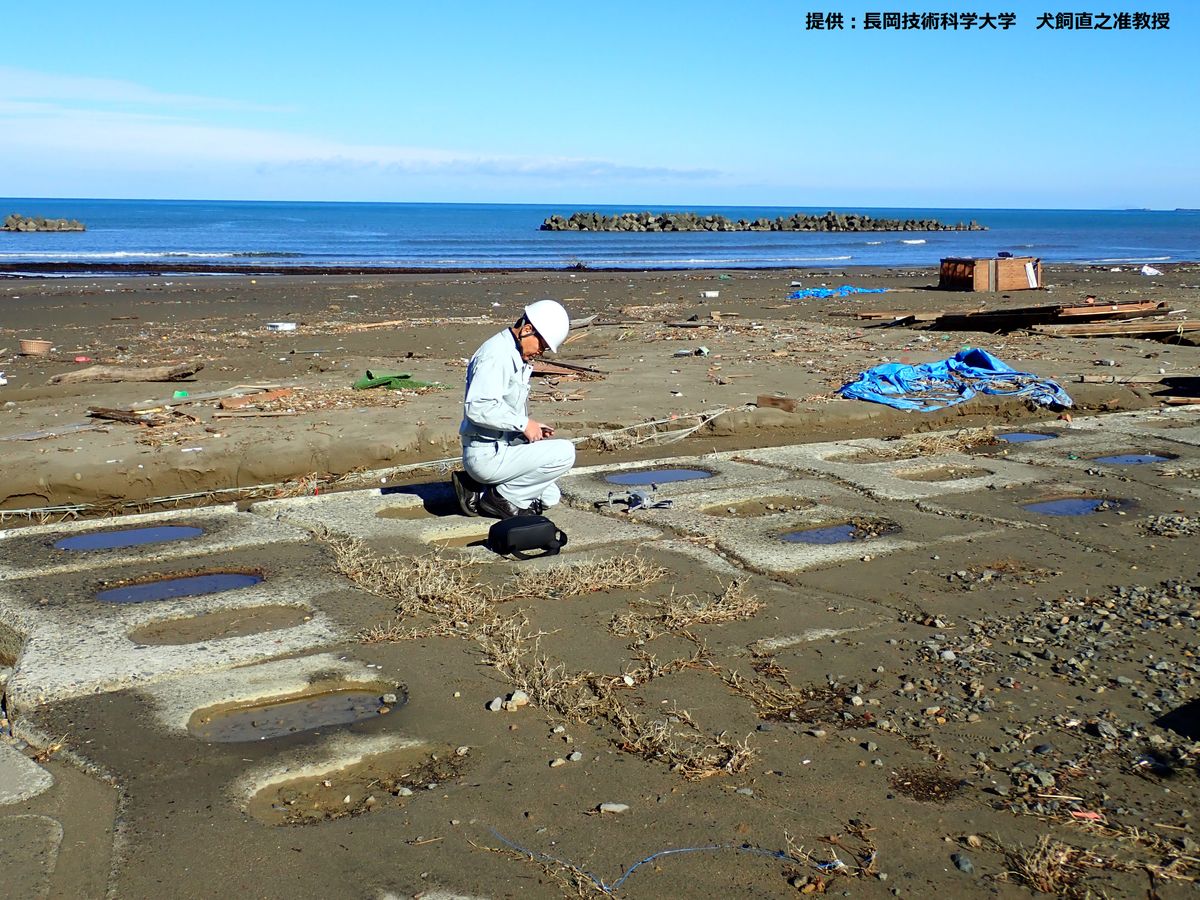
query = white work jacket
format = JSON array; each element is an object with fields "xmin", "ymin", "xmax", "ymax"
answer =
[{"xmin": 459, "ymin": 329, "xmax": 530, "ymax": 443}]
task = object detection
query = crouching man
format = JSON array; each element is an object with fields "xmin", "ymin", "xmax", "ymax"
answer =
[{"xmin": 452, "ymin": 299, "xmax": 576, "ymax": 519}]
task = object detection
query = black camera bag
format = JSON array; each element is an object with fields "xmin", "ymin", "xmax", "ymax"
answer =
[{"xmin": 486, "ymin": 515, "xmax": 567, "ymax": 560}]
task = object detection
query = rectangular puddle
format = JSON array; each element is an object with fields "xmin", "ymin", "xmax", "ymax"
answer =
[
  {"xmin": 55, "ymin": 525, "xmax": 205, "ymax": 551},
  {"xmin": 604, "ymin": 468, "xmax": 715, "ymax": 486},
  {"xmin": 189, "ymin": 689, "xmax": 398, "ymax": 742},
  {"xmin": 97, "ymin": 572, "xmax": 263, "ymax": 604},
  {"xmin": 1020, "ymin": 497, "xmax": 1130, "ymax": 516},
  {"xmin": 128, "ymin": 606, "xmax": 312, "ymax": 646}
]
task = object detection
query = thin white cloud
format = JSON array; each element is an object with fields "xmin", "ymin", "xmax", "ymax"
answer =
[
  {"xmin": 0, "ymin": 87, "xmax": 719, "ymax": 183},
  {"xmin": 0, "ymin": 65, "xmax": 288, "ymax": 113}
]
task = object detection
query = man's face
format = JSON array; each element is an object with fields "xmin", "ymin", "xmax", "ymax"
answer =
[{"xmin": 518, "ymin": 324, "xmax": 548, "ymax": 361}]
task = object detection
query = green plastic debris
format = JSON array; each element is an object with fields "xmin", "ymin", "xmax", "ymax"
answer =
[
  {"xmin": 172, "ymin": 390, "xmax": 189, "ymax": 399},
  {"xmin": 352, "ymin": 370, "xmax": 441, "ymax": 391}
]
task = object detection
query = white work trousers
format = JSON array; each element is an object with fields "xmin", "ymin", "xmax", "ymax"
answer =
[{"xmin": 462, "ymin": 438, "xmax": 575, "ymax": 510}]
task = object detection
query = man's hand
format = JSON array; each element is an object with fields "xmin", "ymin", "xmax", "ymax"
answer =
[{"xmin": 523, "ymin": 419, "xmax": 548, "ymax": 442}]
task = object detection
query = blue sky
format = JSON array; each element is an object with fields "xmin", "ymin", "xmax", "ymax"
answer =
[{"xmin": 1, "ymin": 2, "xmax": 1194, "ymax": 208}]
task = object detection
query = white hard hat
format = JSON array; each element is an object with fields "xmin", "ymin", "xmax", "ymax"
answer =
[{"xmin": 524, "ymin": 299, "xmax": 570, "ymax": 353}]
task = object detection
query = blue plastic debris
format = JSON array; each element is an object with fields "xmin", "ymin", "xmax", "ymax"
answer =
[
  {"xmin": 788, "ymin": 285, "xmax": 889, "ymax": 300},
  {"xmin": 837, "ymin": 347, "xmax": 1072, "ymax": 411}
]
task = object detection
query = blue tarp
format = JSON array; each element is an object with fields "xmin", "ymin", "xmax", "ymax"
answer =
[
  {"xmin": 837, "ymin": 348, "xmax": 1073, "ymax": 411},
  {"xmin": 788, "ymin": 285, "xmax": 889, "ymax": 300}
]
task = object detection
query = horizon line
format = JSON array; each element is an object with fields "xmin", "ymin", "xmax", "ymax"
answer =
[{"xmin": 0, "ymin": 196, "xmax": 1189, "ymax": 213}]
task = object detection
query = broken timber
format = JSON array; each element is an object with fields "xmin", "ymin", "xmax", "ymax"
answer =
[
  {"xmin": 531, "ymin": 360, "xmax": 606, "ymax": 378},
  {"xmin": 48, "ymin": 361, "xmax": 204, "ymax": 385},
  {"xmin": 846, "ymin": 299, "xmax": 1180, "ymax": 336},
  {"xmin": 1029, "ymin": 320, "xmax": 1200, "ymax": 339}
]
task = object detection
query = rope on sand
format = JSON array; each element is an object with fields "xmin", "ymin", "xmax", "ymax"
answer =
[
  {"xmin": 0, "ymin": 405, "xmax": 748, "ymax": 523},
  {"xmin": 487, "ymin": 827, "xmax": 802, "ymax": 893}
]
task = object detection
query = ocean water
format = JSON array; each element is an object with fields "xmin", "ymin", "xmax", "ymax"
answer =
[{"xmin": 1, "ymin": 199, "xmax": 1197, "ymax": 273}]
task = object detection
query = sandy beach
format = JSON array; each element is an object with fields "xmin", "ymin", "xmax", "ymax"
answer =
[
  {"xmin": 2, "ymin": 263, "xmax": 1200, "ymax": 898},
  {"xmin": 2, "ymin": 263, "xmax": 1196, "ymax": 514}
]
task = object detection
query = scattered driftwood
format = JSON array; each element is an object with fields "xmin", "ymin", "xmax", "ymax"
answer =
[
  {"xmin": 848, "ymin": 299, "xmax": 1180, "ymax": 336},
  {"xmin": 211, "ymin": 410, "xmax": 301, "ymax": 419},
  {"xmin": 1029, "ymin": 320, "xmax": 1200, "ymax": 340},
  {"xmin": 218, "ymin": 388, "xmax": 294, "ymax": 410},
  {"xmin": 49, "ymin": 362, "xmax": 203, "ymax": 385},
  {"xmin": 531, "ymin": 360, "xmax": 606, "ymax": 379},
  {"xmin": 87, "ymin": 406, "xmax": 177, "ymax": 427},
  {"xmin": 122, "ymin": 384, "xmax": 288, "ymax": 414}
]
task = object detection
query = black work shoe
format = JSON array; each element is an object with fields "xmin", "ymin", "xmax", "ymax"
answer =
[
  {"xmin": 451, "ymin": 470, "xmax": 482, "ymax": 517},
  {"xmin": 522, "ymin": 499, "xmax": 545, "ymax": 517},
  {"xmin": 478, "ymin": 486, "xmax": 523, "ymax": 520}
]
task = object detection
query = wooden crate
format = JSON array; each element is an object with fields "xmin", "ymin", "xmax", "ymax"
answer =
[{"xmin": 939, "ymin": 256, "xmax": 1042, "ymax": 292}]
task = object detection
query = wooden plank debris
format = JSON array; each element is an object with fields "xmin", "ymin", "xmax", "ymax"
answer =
[
  {"xmin": 1029, "ymin": 320, "xmax": 1200, "ymax": 339},
  {"xmin": 87, "ymin": 406, "xmax": 175, "ymax": 427},
  {"xmin": 123, "ymin": 384, "xmax": 289, "ymax": 414},
  {"xmin": 531, "ymin": 360, "xmax": 606, "ymax": 377},
  {"xmin": 846, "ymin": 298, "xmax": 1187, "ymax": 338},
  {"xmin": 211, "ymin": 410, "xmax": 302, "ymax": 418},
  {"xmin": 49, "ymin": 361, "xmax": 204, "ymax": 385}
]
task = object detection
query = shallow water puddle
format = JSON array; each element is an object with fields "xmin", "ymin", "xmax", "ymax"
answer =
[
  {"xmin": 55, "ymin": 525, "xmax": 203, "ymax": 551},
  {"xmin": 781, "ymin": 520, "xmax": 900, "ymax": 544},
  {"xmin": 190, "ymin": 689, "xmax": 399, "ymax": 742},
  {"xmin": 997, "ymin": 432, "xmax": 1057, "ymax": 443},
  {"xmin": 1094, "ymin": 453, "xmax": 1173, "ymax": 465},
  {"xmin": 605, "ymin": 468, "xmax": 713, "ymax": 486},
  {"xmin": 782, "ymin": 524, "xmax": 858, "ymax": 544},
  {"xmin": 1021, "ymin": 497, "xmax": 1127, "ymax": 516},
  {"xmin": 96, "ymin": 572, "xmax": 262, "ymax": 604},
  {"xmin": 128, "ymin": 605, "xmax": 311, "ymax": 646}
]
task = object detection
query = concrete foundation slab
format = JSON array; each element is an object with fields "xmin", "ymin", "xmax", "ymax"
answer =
[
  {"xmin": 254, "ymin": 485, "xmax": 664, "ymax": 556},
  {"xmin": 0, "ymin": 814, "xmax": 63, "ymax": 899},
  {"xmin": 1091, "ymin": 405, "xmax": 1200, "ymax": 448},
  {"xmin": 735, "ymin": 438, "xmax": 1054, "ymax": 500},
  {"xmin": 621, "ymin": 488, "xmax": 999, "ymax": 575},
  {"xmin": 0, "ymin": 743, "xmax": 54, "ymax": 804},
  {"xmin": 141, "ymin": 653, "xmax": 398, "ymax": 733},
  {"xmin": 1, "ymin": 564, "xmax": 339, "ymax": 712},
  {"xmin": 561, "ymin": 455, "xmax": 790, "ymax": 506},
  {"xmin": 915, "ymin": 480, "xmax": 1190, "ymax": 560},
  {"xmin": 0, "ymin": 505, "xmax": 312, "ymax": 579}
]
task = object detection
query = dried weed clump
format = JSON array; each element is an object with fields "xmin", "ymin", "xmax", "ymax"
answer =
[
  {"xmin": 327, "ymin": 533, "xmax": 754, "ymax": 780},
  {"xmin": 610, "ymin": 579, "xmax": 762, "ymax": 641},
  {"xmin": 328, "ymin": 534, "xmax": 495, "ymax": 634},
  {"xmin": 868, "ymin": 427, "xmax": 997, "ymax": 461},
  {"xmin": 506, "ymin": 553, "xmax": 668, "ymax": 600},
  {"xmin": 724, "ymin": 661, "xmax": 845, "ymax": 725},
  {"xmin": 997, "ymin": 834, "xmax": 1113, "ymax": 896},
  {"xmin": 476, "ymin": 613, "xmax": 754, "ymax": 779}
]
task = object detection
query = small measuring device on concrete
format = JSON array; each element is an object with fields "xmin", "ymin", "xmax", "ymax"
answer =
[{"xmin": 596, "ymin": 485, "xmax": 674, "ymax": 513}]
